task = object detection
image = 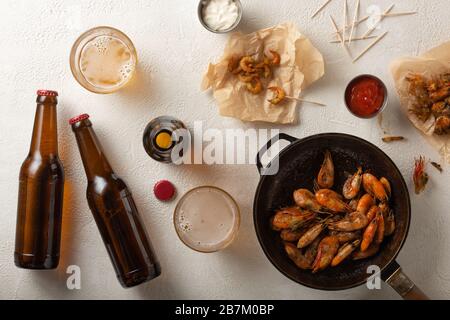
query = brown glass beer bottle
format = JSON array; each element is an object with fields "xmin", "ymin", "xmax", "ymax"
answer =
[
  {"xmin": 70, "ymin": 114, "xmax": 161, "ymax": 288},
  {"xmin": 15, "ymin": 90, "xmax": 65, "ymax": 269}
]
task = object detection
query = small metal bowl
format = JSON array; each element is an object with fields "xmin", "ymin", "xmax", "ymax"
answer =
[
  {"xmin": 198, "ymin": 0, "xmax": 243, "ymax": 34},
  {"xmin": 344, "ymin": 74, "xmax": 388, "ymax": 119}
]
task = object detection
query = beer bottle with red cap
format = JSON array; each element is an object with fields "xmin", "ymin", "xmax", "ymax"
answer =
[
  {"xmin": 15, "ymin": 90, "xmax": 65, "ymax": 269},
  {"xmin": 70, "ymin": 114, "xmax": 161, "ymax": 288}
]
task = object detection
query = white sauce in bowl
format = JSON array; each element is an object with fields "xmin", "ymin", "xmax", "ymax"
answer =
[{"xmin": 202, "ymin": 0, "xmax": 240, "ymax": 32}]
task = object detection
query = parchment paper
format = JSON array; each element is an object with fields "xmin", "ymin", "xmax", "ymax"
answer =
[
  {"xmin": 390, "ymin": 41, "xmax": 450, "ymax": 163},
  {"xmin": 201, "ymin": 22, "xmax": 325, "ymax": 124}
]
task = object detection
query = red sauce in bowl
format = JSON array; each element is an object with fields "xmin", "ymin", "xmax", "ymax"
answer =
[{"xmin": 345, "ymin": 75, "xmax": 386, "ymax": 118}]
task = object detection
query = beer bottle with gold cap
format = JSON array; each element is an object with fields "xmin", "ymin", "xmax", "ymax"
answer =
[
  {"xmin": 70, "ymin": 114, "xmax": 161, "ymax": 288},
  {"xmin": 15, "ymin": 90, "xmax": 65, "ymax": 269}
]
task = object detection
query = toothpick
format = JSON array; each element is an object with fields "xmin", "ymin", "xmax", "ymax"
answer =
[
  {"xmin": 362, "ymin": 3, "xmax": 394, "ymax": 38},
  {"xmin": 330, "ymin": 15, "xmax": 352, "ymax": 59},
  {"xmin": 383, "ymin": 11, "xmax": 417, "ymax": 17},
  {"xmin": 353, "ymin": 31, "xmax": 388, "ymax": 63},
  {"xmin": 349, "ymin": 0, "xmax": 360, "ymax": 44},
  {"xmin": 286, "ymin": 96, "xmax": 327, "ymax": 107},
  {"xmin": 332, "ymin": 15, "xmax": 369, "ymax": 35},
  {"xmin": 343, "ymin": 0, "xmax": 348, "ymax": 43},
  {"xmin": 312, "ymin": 0, "xmax": 333, "ymax": 18},
  {"xmin": 330, "ymin": 35, "xmax": 377, "ymax": 43}
]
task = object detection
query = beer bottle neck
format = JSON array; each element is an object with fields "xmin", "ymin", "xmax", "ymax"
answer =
[
  {"xmin": 29, "ymin": 102, "xmax": 58, "ymax": 157},
  {"xmin": 73, "ymin": 121, "xmax": 114, "ymax": 181}
]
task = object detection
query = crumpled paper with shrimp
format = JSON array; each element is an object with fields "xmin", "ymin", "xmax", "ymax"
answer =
[
  {"xmin": 390, "ymin": 41, "xmax": 450, "ymax": 163},
  {"xmin": 201, "ymin": 22, "xmax": 325, "ymax": 124}
]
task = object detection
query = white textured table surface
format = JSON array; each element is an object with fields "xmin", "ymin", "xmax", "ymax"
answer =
[{"xmin": 1, "ymin": 0, "xmax": 450, "ymax": 300}]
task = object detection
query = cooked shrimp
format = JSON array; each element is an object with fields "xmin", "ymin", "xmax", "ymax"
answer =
[
  {"xmin": 366, "ymin": 205, "xmax": 380, "ymax": 222},
  {"xmin": 413, "ymin": 156, "xmax": 429, "ymax": 194},
  {"xmin": 361, "ymin": 214, "xmax": 379, "ymax": 252},
  {"xmin": 268, "ymin": 86, "xmax": 286, "ymax": 105},
  {"xmin": 284, "ymin": 242, "xmax": 312, "ymax": 270},
  {"xmin": 343, "ymin": 167, "xmax": 363, "ymax": 199},
  {"xmin": 379, "ymin": 177, "xmax": 391, "ymax": 198},
  {"xmin": 239, "ymin": 56, "xmax": 256, "ymax": 73},
  {"xmin": 312, "ymin": 236, "xmax": 340, "ymax": 273},
  {"xmin": 362, "ymin": 173, "xmax": 389, "ymax": 202},
  {"xmin": 246, "ymin": 77, "xmax": 262, "ymax": 94},
  {"xmin": 328, "ymin": 211, "xmax": 369, "ymax": 232},
  {"xmin": 317, "ymin": 150, "xmax": 334, "ymax": 189},
  {"xmin": 272, "ymin": 207, "xmax": 316, "ymax": 230},
  {"xmin": 353, "ymin": 243, "xmax": 380, "ymax": 260},
  {"xmin": 228, "ymin": 56, "xmax": 242, "ymax": 74},
  {"xmin": 315, "ymin": 189, "xmax": 350, "ymax": 213},
  {"xmin": 297, "ymin": 222, "xmax": 326, "ymax": 249},
  {"xmin": 280, "ymin": 229, "xmax": 304, "ymax": 242},
  {"xmin": 268, "ymin": 50, "xmax": 281, "ymax": 66},
  {"xmin": 384, "ymin": 209, "xmax": 396, "ymax": 236},
  {"xmin": 356, "ymin": 194, "xmax": 375, "ymax": 215},
  {"xmin": 375, "ymin": 211, "xmax": 385, "ymax": 245},
  {"xmin": 238, "ymin": 72, "xmax": 256, "ymax": 83},
  {"xmin": 304, "ymin": 236, "xmax": 322, "ymax": 263},
  {"xmin": 293, "ymin": 188, "xmax": 322, "ymax": 212},
  {"xmin": 331, "ymin": 239, "xmax": 361, "ymax": 267},
  {"xmin": 348, "ymin": 198, "xmax": 359, "ymax": 211},
  {"xmin": 255, "ymin": 63, "xmax": 272, "ymax": 78},
  {"xmin": 330, "ymin": 230, "xmax": 361, "ymax": 244}
]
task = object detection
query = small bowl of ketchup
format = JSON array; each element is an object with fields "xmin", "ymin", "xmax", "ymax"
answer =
[{"xmin": 344, "ymin": 74, "xmax": 388, "ymax": 119}]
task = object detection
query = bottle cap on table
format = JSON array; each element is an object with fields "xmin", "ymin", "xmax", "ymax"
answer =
[{"xmin": 154, "ymin": 180, "xmax": 176, "ymax": 201}]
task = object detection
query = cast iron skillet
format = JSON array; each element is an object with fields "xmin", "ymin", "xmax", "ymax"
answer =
[{"xmin": 253, "ymin": 133, "xmax": 428, "ymax": 299}]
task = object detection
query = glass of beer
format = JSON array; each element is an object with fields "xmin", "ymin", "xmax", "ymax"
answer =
[{"xmin": 70, "ymin": 26, "xmax": 137, "ymax": 94}]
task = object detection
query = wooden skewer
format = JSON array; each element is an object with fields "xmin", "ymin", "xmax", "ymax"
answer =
[
  {"xmin": 362, "ymin": 3, "xmax": 394, "ymax": 38},
  {"xmin": 343, "ymin": 0, "xmax": 348, "ymax": 43},
  {"xmin": 383, "ymin": 11, "xmax": 417, "ymax": 17},
  {"xmin": 312, "ymin": 0, "xmax": 333, "ymax": 18},
  {"xmin": 353, "ymin": 31, "xmax": 388, "ymax": 63},
  {"xmin": 330, "ymin": 15, "xmax": 352, "ymax": 59},
  {"xmin": 330, "ymin": 35, "xmax": 377, "ymax": 43},
  {"xmin": 286, "ymin": 96, "xmax": 327, "ymax": 107},
  {"xmin": 349, "ymin": 0, "xmax": 360, "ymax": 45}
]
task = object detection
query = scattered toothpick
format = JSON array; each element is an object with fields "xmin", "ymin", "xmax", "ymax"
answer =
[
  {"xmin": 312, "ymin": 0, "xmax": 333, "ymax": 18},
  {"xmin": 330, "ymin": 15, "xmax": 352, "ymax": 59},
  {"xmin": 287, "ymin": 96, "xmax": 327, "ymax": 107},
  {"xmin": 349, "ymin": 0, "xmax": 360, "ymax": 44},
  {"xmin": 343, "ymin": 0, "xmax": 348, "ymax": 43},
  {"xmin": 362, "ymin": 3, "xmax": 395, "ymax": 38},
  {"xmin": 383, "ymin": 11, "xmax": 417, "ymax": 17},
  {"xmin": 332, "ymin": 15, "xmax": 369, "ymax": 36},
  {"xmin": 330, "ymin": 35, "xmax": 377, "ymax": 43},
  {"xmin": 353, "ymin": 31, "xmax": 388, "ymax": 63}
]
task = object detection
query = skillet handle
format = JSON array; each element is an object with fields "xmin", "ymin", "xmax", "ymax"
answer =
[
  {"xmin": 382, "ymin": 260, "xmax": 429, "ymax": 300},
  {"xmin": 256, "ymin": 133, "xmax": 297, "ymax": 175}
]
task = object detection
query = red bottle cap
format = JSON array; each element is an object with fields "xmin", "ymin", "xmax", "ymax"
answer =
[
  {"xmin": 69, "ymin": 114, "xmax": 90, "ymax": 125},
  {"xmin": 154, "ymin": 180, "xmax": 176, "ymax": 201},
  {"xmin": 37, "ymin": 90, "xmax": 58, "ymax": 97}
]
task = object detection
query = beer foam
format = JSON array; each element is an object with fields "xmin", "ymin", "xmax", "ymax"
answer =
[{"xmin": 79, "ymin": 35, "xmax": 135, "ymax": 90}]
